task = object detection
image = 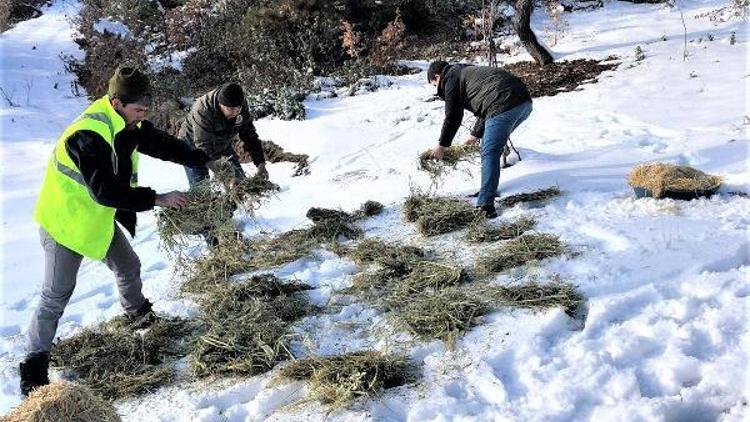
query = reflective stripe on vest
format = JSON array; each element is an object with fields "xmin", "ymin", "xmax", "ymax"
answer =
[{"xmin": 33, "ymin": 96, "xmax": 138, "ymax": 260}]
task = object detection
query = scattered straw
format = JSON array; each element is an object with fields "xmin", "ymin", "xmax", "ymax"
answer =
[
  {"xmin": 481, "ymin": 280, "xmax": 584, "ymax": 317},
  {"xmin": 404, "ymin": 190, "xmax": 480, "ymax": 236},
  {"xmin": 627, "ymin": 163, "xmax": 721, "ymax": 198},
  {"xmin": 347, "ymin": 238, "xmax": 425, "ymax": 275},
  {"xmin": 4, "ymin": 381, "xmax": 120, "ymax": 422},
  {"xmin": 262, "ymin": 140, "xmax": 311, "ymax": 176},
  {"xmin": 232, "ymin": 176, "xmax": 280, "ymax": 210},
  {"xmin": 181, "ymin": 233, "xmax": 255, "ymax": 293},
  {"xmin": 467, "ymin": 216, "xmax": 537, "ymax": 242},
  {"xmin": 497, "ymin": 187, "xmax": 561, "ymax": 208},
  {"xmin": 156, "ymin": 180, "xmax": 235, "ymax": 254},
  {"xmin": 395, "ymin": 287, "xmax": 489, "ymax": 344},
  {"xmin": 475, "ymin": 233, "xmax": 566, "ymax": 274},
  {"xmin": 279, "ymin": 352, "xmax": 415, "ymax": 408},
  {"xmin": 190, "ymin": 278, "xmax": 313, "ymax": 377},
  {"xmin": 51, "ymin": 317, "xmax": 195, "ymax": 399},
  {"xmin": 418, "ymin": 144, "xmax": 480, "ymax": 180}
]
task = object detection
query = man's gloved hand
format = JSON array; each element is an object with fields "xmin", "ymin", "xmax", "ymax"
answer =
[{"xmin": 255, "ymin": 163, "xmax": 269, "ymax": 180}]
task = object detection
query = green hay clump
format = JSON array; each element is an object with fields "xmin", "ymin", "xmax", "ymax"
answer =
[
  {"xmin": 262, "ymin": 140, "xmax": 311, "ymax": 176},
  {"xmin": 498, "ymin": 187, "xmax": 561, "ymax": 208},
  {"xmin": 51, "ymin": 317, "xmax": 195, "ymax": 399},
  {"xmin": 233, "ymin": 176, "xmax": 280, "ymax": 210},
  {"xmin": 347, "ymin": 238, "xmax": 425, "ymax": 275},
  {"xmin": 404, "ymin": 189, "xmax": 481, "ymax": 236},
  {"xmin": 415, "ymin": 197, "xmax": 482, "ymax": 237},
  {"xmin": 241, "ymin": 203, "xmax": 374, "ymax": 271},
  {"xmin": 190, "ymin": 279, "xmax": 314, "ymax": 377},
  {"xmin": 306, "ymin": 207, "xmax": 354, "ymax": 224},
  {"xmin": 354, "ymin": 200, "xmax": 384, "ymax": 218},
  {"xmin": 627, "ymin": 162, "xmax": 722, "ymax": 198},
  {"xmin": 418, "ymin": 144, "xmax": 480, "ymax": 180},
  {"xmin": 181, "ymin": 233, "xmax": 255, "ymax": 293},
  {"xmin": 475, "ymin": 233, "xmax": 566, "ymax": 274},
  {"xmin": 482, "ymin": 280, "xmax": 584, "ymax": 317},
  {"xmin": 389, "ymin": 261, "xmax": 466, "ymax": 297},
  {"xmin": 279, "ymin": 352, "xmax": 415, "ymax": 408},
  {"xmin": 466, "ymin": 216, "xmax": 537, "ymax": 243},
  {"xmin": 403, "ymin": 190, "xmax": 430, "ymax": 223},
  {"xmin": 395, "ymin": 287, "xmax": 489, "ymax": 345},
  {"xmin": 156, "ymin": 180, "xmax": 235, "ymax": 254}
]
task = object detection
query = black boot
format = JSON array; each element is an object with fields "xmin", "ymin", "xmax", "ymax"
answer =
[
  {"xmin": 19, "ymin": 352, "xmax": 50, "ymax": 396},
  {"xmin": 127, "ymin": 299, "xmax": 159, "ymax": 330},
  {"xmin": 477, "ymin": 204, "xmax": 498, "ymax": 219}
]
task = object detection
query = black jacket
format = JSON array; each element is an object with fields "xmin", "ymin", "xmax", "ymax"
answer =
[
  {"xmin": 65, "ymin": 120, "xmax": 210, "ymax": 237},
  {"xmin": 179, "ymin": 86, "xmax": 265, "ymax": 178},
  {"xmin": 437, "ymin": 64, "xmax": 531, "ymax": 147}
]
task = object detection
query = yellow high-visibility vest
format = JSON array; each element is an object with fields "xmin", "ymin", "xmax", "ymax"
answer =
[{"xmin": 33, "ymin": 96, "xmax": 139, "ymax": 259}]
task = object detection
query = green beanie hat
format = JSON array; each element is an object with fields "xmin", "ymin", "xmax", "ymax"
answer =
[{"xmin": 107, "ymin": 66, "xmax": 152, "ymax": 105}]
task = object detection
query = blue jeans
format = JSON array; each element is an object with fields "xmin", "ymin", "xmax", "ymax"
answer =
[
  {"xmin": 184, "ymin": 154, "xmax": 244, "ymax": 189},
  {"xmin": 477, "ymin": 101, "xmax": 533, "ymax": 207}
]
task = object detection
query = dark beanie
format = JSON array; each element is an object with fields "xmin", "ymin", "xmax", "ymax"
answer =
[
  {"xmin": 108, "ymin": 66, "xmax": 151, "ymax": 105},
  {"xmin": 218, "ymin": 83, "xmax": 244, "ymax": 107}
]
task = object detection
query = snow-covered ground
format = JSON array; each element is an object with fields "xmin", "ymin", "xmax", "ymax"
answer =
[{"xmin": 1, "ymin": 0, "xmax": 748, "ymax": 420}]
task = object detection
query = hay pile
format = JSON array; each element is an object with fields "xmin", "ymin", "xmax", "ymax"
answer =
[
  {"xmin": 404, "ymin": 191, "xmax": 481, "ymax": 236},
  {"xmin": 51, "ymin": 317, "xmax": 195, "ymax": 399},
  {"xmin": 627, "ymin": 163, "xmax": 722, "ymax": 198},
  {"xmin": 279, "ymin": 352, "xmax": 414, "ymax": 408},
  {"xmin": 467, "ymin": 216, "xmax": 537, "ymax": 243},
  {"xmin": 482, "ymin": 280, "xmax": 584, "ymax": 317},
  {"xmin": 262, "ymin": 140, "xmax": 311, "ymax": 176},
  {"xmin": 345, "ymin": 236, "xmax": 581, "ymax": 344},
  {"xmin": 498, "ymin": 187, "xmax": 561, "ymax": 208},
  {"xmin": 181, "ymin": 233, "xmax": 255, "ymax": 293},
  {"xmin": 156, "ymin": 180, "xmax": 235, "ymax": 254},
  {"xmin": 232, "ymin": 176, "xmax": 280, "ymax": 210},
  {"xmin": 4, "ymin": 381, "xmax": 120, "ymax": 422},
  {"xmin": 189, "ymin": 277, "xmax": 313, "ymax": 377},
  {"xmin": 475, "ymin": 233, "xmax": 566, "ymax": 274},
  {"xmin": 395, "ymin": 287, "xmax": 489, "ymax": 344},
  {"xmin": 418, "ymin": 144, "xmax": 480, "ymax": 180}
]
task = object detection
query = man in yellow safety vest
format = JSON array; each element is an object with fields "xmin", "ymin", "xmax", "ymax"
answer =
[{"xmin": 20, "ymin": 66, "xmax": 213, "ymax": 396}]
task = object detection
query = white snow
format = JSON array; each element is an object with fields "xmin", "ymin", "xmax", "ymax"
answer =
[
  {"xmin": 1, "ymin": 0, "xmax": 748, "ymax": 420},
  {"xmin": 94, "ymin": 18, "xmax": 132, "ymax": 38}
]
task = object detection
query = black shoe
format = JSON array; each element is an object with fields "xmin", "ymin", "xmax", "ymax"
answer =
[
  {"xmin": 127, "ymin": 300, "xmax": 159, "ymax": 330},
  {"xmin": 20, "ymin": 352, "xmax": 50, "ymax": 396},
  {"xmin": 477, "ymin": 204, "xmax": 498, "ymax": 219}
]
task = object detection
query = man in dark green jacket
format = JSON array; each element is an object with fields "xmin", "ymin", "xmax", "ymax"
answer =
[
  {"xmin": 180, "ymin": 83, "xmax": 268, "ymax": 188},
  {"xmin": 428, "ymin": 61, "xmax": 533, "ymax": 218}
]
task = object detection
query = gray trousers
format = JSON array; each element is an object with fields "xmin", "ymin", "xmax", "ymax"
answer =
[{"xmin": 26, "ymin": 225, "xmax": 147, "ymax": 354}]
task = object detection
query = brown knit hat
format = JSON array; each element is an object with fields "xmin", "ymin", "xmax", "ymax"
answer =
[{"xmin": 107, "ymin": 66, "xmax": 152, "ymax": 105}]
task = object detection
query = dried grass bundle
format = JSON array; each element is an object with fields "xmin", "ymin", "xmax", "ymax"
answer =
[
  {"xmin": 404, "ymin": 190, "xmax": 481, "ymax": 236},
  {"xmin": 497, "ymin": 187, "xmax": 561, "ymax": 208},
  {"xmin": 279, "ymin": 352, "xmax": 415, "ymax": 408},
  {"xmin": 466, "ymin": 216, "xmax": 537, "ymax": 243},
  {"xmin": 190, "ymin": 279, "xmax": 313, "ymax": 377},
  {"xmin": 51, "ymin": 317, "xmax": 194, "ymax": 399},
  {"xmin": 4, "ymin": 381, "xmax": 120, "ymax": 422},
  {"xmin": 475, "ymin": 233, "xmax": 566, "ymax": 274},
  {"xmin": 627, "ymin": 163, "xmax": 721, "ymax": 198},
  {"xmin": 418, "ymin": 144, "xmax": 480, "ymax": 180}
]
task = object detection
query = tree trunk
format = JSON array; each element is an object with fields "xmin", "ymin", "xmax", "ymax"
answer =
[{"xmin": 513, "ymin": 0, "xmax": 554, "ymax": 65}]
